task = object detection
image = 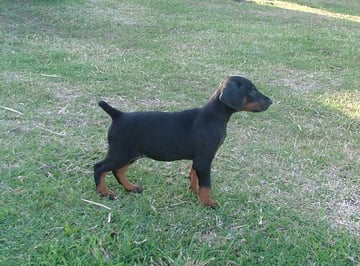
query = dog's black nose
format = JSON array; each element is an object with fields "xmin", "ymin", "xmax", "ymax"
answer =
[{"xmin": 265, "ymin": 97, "xmax": 272, "ymax": 105}]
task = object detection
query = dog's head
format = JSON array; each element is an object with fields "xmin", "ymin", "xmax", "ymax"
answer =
[{"xmin": 218, "ymin": 76, "xmax": 272, "ymax": 112}]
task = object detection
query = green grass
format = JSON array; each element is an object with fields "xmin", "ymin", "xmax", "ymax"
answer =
[
  {"xmin": 1, "ymin": 0, "xmax": 359, "ymax": 265},
  {"xmin": 282, "ymin": 0, "xmax": 360, "ymax": 17}
]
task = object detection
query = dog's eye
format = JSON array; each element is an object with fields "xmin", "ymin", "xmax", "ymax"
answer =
[{"xmin": 250, "ymin": 90, "xmax": 257, "ymax": 96}]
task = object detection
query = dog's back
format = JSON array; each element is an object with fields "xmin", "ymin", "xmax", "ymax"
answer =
[{"xmin": 103, "ymin": 104, "xmax": 201, "ymax": 161}]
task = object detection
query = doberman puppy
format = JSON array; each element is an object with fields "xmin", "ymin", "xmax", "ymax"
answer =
[{"xmin": 94, "ymin": 76, "xmax": 272, "ymax": 208}]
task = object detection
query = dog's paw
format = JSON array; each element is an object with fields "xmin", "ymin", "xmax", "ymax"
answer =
[
  {"xmin": 202, "ymin": 199, "xmax": 218, "ymax": 209},
  {"xmin": 98, "ymin": 188, "xmax": 114, "ymax": 198},
  {"xmin": 188, "ymin": 185, "xmax": 199, "ymax": 194},
  {"xmin": 108, "ymin": 193, "xmax": 116, "ymax": 200},
  {"xmin": 130, "ymin": 186, "xmax": 143, "ymax": 193},
  {"xmin": 198, "ymin": 187, "xmax": 218, "ymax": 208}
]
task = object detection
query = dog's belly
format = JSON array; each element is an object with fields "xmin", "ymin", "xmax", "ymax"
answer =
[
  {"xmin": 140, "ymin": 134, "xmax": 194, "ymax": 161},
  {"xmin": 144, "ymin": 152, "xmax": 191, "ymax": 162}
]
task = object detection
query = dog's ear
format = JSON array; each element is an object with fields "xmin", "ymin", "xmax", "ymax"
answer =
[{"xmin": 219, "ymin": 79, "xmax": 244, "ymax": 111}]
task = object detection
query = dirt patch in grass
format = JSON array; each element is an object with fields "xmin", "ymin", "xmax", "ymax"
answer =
[
  {"xmin": 331, "ymin": 198, "xmax": 360, "ymax": 237},
  {"xmin": 271, "ymin": 66, "xmax": 346, "ymax": 93},
  {"xmin": 322, "ymin": 166, "xmax": 360, "ymax": 236},
  {"xmin": 270, "ymin": 67, "xmax": 319, "ymax": 92},
  {"xmin": 88, "ymin": 1, "xmax": 154, "ymax": 27}
]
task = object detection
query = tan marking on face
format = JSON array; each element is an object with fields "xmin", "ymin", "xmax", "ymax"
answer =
[{"xmin": 240, "ymin": 97, "xmax": 263, "ymax": 111}]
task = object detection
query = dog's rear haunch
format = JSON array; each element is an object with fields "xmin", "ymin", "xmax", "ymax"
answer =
[{"xmin": 94, "ymin": 76, "xmax": 272, "ymax": 208}]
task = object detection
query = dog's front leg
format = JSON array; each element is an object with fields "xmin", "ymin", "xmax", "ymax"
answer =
[
  {"xmin": 192, "ymin": 160, "xmax": 218, "ymax": 208},
  {"xmin": 188, "ymin": 166, "xmax": 199, "ymax": 194}
]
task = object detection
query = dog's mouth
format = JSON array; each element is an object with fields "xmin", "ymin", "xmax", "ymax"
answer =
[{"xmin": 248, "ymin": 98, "xmax": 272, "ymax": 112}]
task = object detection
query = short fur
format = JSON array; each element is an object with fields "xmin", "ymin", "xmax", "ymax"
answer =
[{"xmin": 94, "ymin": 76, "xmax": 272, "ymax": 208}]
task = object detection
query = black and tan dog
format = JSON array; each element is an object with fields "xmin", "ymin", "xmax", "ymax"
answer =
[{"xmin": 94, "ymin": 76, "xmax": 272, "ymax": 208}]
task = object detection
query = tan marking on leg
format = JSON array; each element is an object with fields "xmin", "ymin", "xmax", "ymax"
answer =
[
  {"xmin": 96, "ymin": 171, "xmax": 114, "ymax": 197},
  {"xmin": 188, "ymin": 167, "xmax": 199, "ymax": 194},
  {"xmin": 114, "ymin": 165, "xmax": 143, "ymax": 193},
  {"xmin": 199, "ymin": 187, "xmax": 218, "ymax": 208}
]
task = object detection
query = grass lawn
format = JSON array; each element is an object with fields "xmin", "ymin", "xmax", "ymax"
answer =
[{"xmin": 1, "ymin": 0, "xmax": 359, "ymax": 264}]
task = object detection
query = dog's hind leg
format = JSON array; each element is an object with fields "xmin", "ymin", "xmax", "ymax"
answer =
[
  {"xmin": 112, "ymin": 164, "xmax": 143, "ymax": 193},
  {"xmin": 94, "ymin": 155, "xmax": 141, "ymax": 198},
  {"xmin": 94, "ymin": 161, "xmax": 114, "ymax": 198}
]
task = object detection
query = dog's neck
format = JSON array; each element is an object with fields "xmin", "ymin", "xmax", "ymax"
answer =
[{"xmin": 203, "ymin": 92, "xmax": 235, "ymax": 122}]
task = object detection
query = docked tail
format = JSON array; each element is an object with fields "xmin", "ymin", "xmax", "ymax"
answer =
[{"xmin": 98, "ymin": 101, "xmax": 122, "ymax": 120}]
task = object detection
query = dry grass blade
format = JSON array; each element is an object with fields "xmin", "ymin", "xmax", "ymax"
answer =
[
  {"xmin": 81, "ymin": 198, "xmax": 112, "ymax": 210},
  {"xmin": 0, "ymin": 105, "xmax": 23, "ymax": 115}
]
